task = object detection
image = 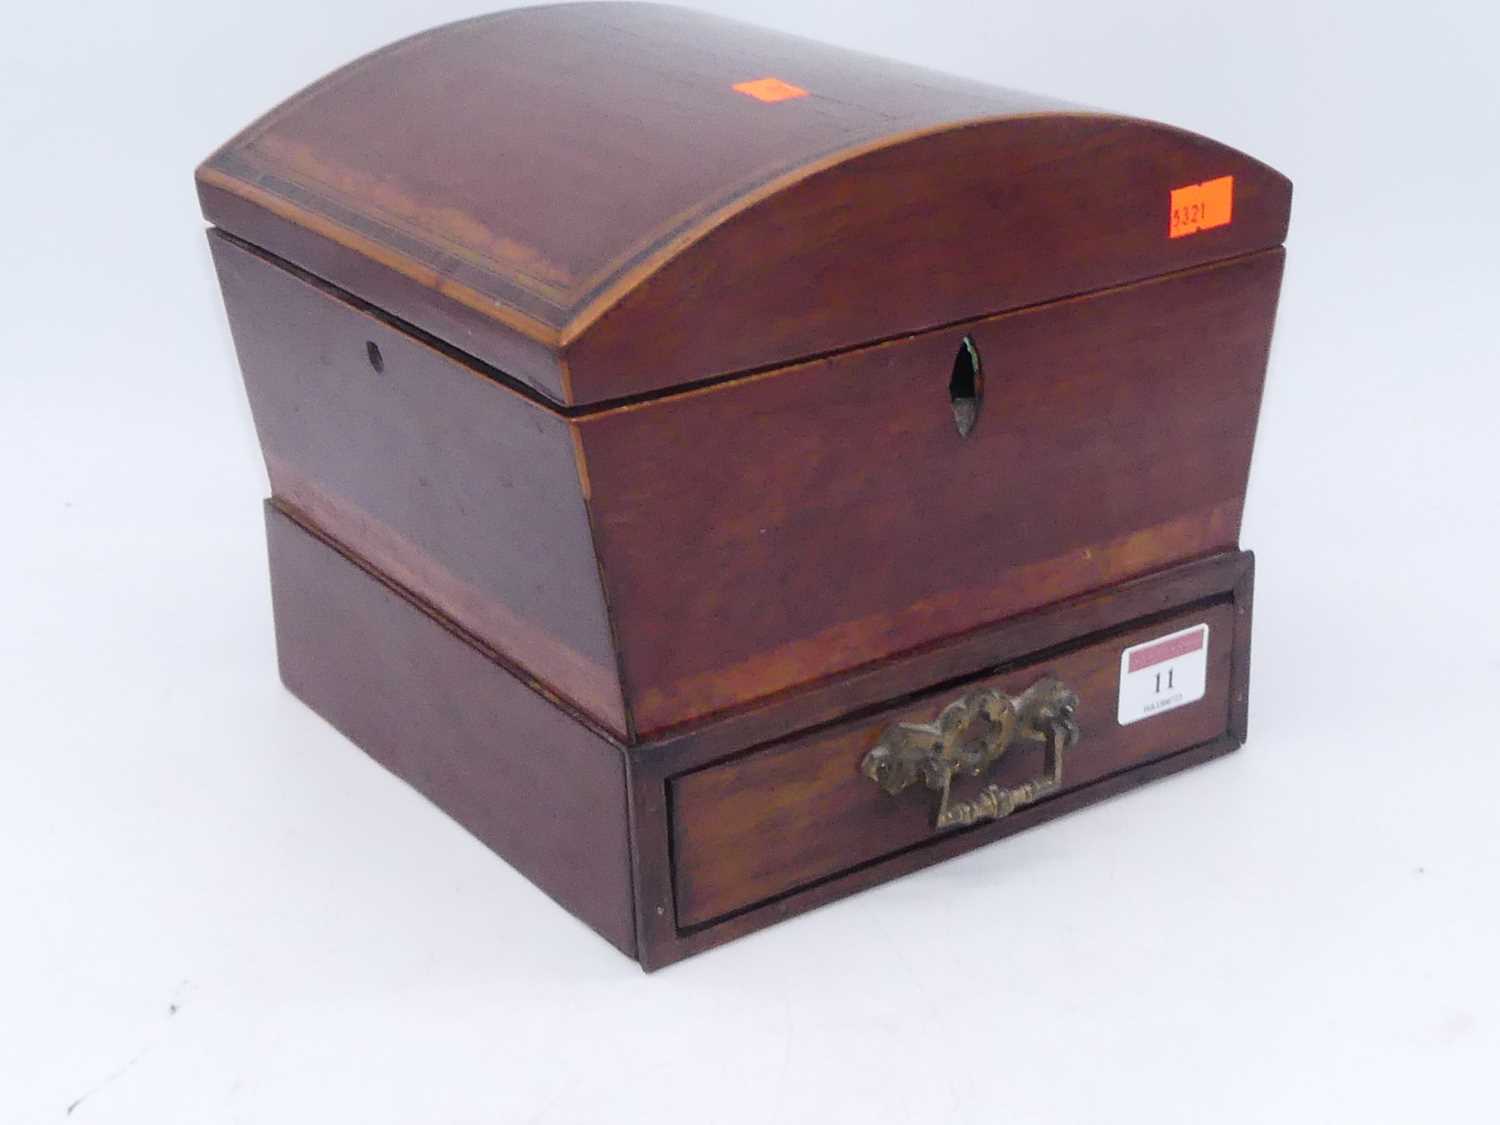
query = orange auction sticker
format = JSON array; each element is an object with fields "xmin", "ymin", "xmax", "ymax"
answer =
[
  {"xmin": 1169, "ymin": 175, "xmax": 1234, "ymax": 238},
  {"xmin": 732, "ymin": 76, "xmax": 808, "ymax": 103}
]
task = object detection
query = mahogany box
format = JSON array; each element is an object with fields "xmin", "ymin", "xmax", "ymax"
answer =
[{"xmin": 198, "ymin": 3, "xmax": 1290, "ymax": 969}]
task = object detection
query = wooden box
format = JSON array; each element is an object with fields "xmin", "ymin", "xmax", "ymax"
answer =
[{"xmin": 198, "ymin": 3, "xmax": 1290, "ymax": 969}]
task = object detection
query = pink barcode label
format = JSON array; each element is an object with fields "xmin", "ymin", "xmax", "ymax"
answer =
[{"xmin": 1127, "ymin": 628, "xmax": 1207, "ymax": 673}]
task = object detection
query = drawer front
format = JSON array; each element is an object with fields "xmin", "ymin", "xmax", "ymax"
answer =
[{"xmin": 670, "ymin": 602, "xmax": 1235, "ymax": 928}]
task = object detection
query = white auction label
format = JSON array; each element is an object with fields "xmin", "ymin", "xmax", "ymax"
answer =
[{"xmin": 1117, "ymin": 623, "xmax": 1210, "ymax": 725}]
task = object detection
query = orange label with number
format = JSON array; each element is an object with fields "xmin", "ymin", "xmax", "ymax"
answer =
[
  {"xmin": 1169, "ymin": 175, "xmax": 1234, "ymax": 238},
  {"xmin": 732, "ymin": 77, "xmax": 809, "ymax": 103}
]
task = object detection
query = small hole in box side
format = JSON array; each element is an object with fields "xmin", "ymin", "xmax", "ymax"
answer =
[
  {"xmin": 949, "ymin": 336, "xmax": 982, "ymax": 438},
  {"xmin": 366, "ymin": 340, "xmax": 385, "ymax": 374}
]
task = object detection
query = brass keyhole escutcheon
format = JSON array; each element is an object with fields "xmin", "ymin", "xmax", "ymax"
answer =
[{"xmin": 949, "ymin": 335, "xmax": 983, "ymax": 438}]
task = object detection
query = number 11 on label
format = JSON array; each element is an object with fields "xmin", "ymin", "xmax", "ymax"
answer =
[{"xmin": 1117, "ymin": 624, "xmax": 1210, "ymax": 725}]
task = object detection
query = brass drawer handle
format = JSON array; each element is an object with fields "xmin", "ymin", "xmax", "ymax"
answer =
[{"xmin": 861, "ymin": 677, "xmax": 1081, "ymax": 828}]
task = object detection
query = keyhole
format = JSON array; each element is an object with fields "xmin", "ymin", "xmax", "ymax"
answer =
[
  {"xmin": 949, "ymin": 336, "xmax": 982, "ymax": 438},
  {"xmin": 365, "ymin": 340, "xmax": 385, "ymax": 374}
]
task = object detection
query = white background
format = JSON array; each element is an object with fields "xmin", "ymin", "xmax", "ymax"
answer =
[{"xmin": 4, "ymin": 1, "xmax": 1499, "ymax": 1121}]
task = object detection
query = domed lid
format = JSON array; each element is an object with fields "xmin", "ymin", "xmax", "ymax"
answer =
[{"xmin": 197, "ymin": 2, "xmax": 1291, "ymax": 406}]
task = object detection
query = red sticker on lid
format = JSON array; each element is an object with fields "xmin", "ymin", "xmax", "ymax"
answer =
[
  {"xmin": 1169, "ymin": 175, "xmax": 1234, "ymax": 238},
  {"xmin": 732, "ymin": 77, "xmax": 809, "ymax": 103}
]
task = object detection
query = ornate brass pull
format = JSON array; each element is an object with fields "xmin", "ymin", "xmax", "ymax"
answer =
[{"xmin": 860, "ymin": 677, "xmax": 1081, "ymax": 829}]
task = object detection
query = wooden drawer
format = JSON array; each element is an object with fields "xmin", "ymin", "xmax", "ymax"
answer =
[
  {"xmin": 670, "ymin": 601, "xmax": 1236, "ymax": 928},
  {"xmin": 265, "ymin": 500, "xmax": 1252, "ymax": 968}
]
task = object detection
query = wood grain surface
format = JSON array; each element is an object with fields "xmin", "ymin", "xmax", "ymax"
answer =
[
  {"xmin": 213, "ymin": 225, "xmax": 1279, "ymax": 739},
  {"xmin": 213, "ymin": 232, "xmax": 629, "ymax": 736},
  {"xmin": 581, "ymin": 250, "xmax": 1282, "ymax": 734},
  {"xmin": 671, "ymin": 602, "xmax": 1235, "ymax": 927},
  {"xmin": 265, "ymin": 502, "xmax": 636, "ymax": 955},
  {"xmin": 197, "ymin": 2, "xmax": 1292, "ymax": 403},
  {"xmin": 627, "ymin": 550, "xmax": 1253, "ymax": 968},
  {"xmin": 262, "ymin": 500, "xmax": 1251, "ymax": 967}
]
